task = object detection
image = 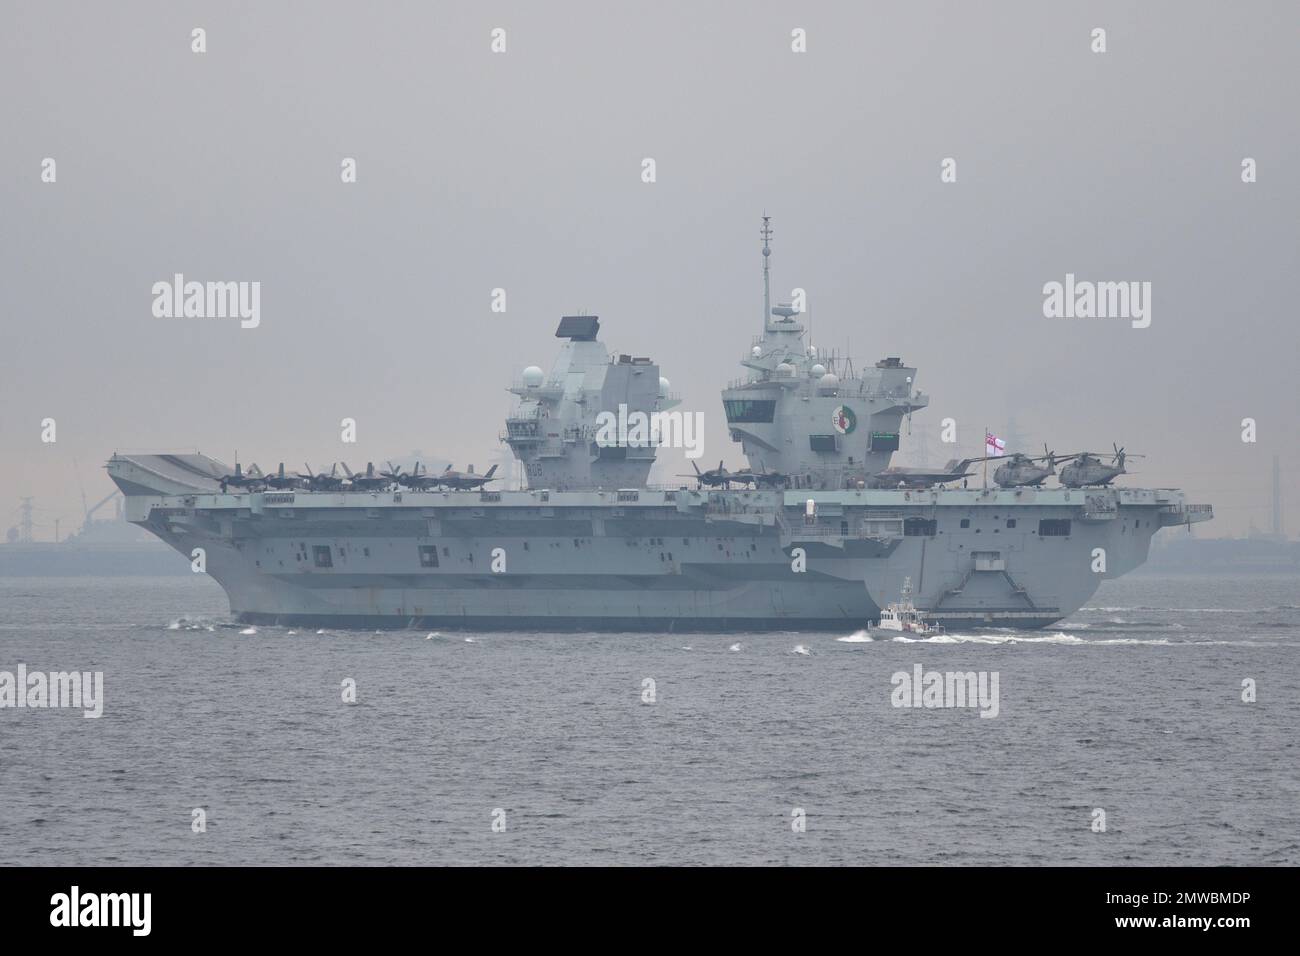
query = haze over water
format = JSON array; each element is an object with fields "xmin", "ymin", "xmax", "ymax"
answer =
[
  {"xmin": 3, "ymin": 1, "xmax": 1298, "ymax": 538},
  {"xmin": 1, "ymin": 573, "xmax": 1296, "ymax": 865}
]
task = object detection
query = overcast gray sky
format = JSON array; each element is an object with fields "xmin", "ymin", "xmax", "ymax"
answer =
[{"xmin": 2, "ymin": 0, "xmax": 1297, "ymax": 539}]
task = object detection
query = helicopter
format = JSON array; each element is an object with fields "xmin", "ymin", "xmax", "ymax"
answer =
[
  {"xmin": 678, "ymin": 460, "xmax": 744, "ymax": 489},
  {"xmin": 297, "ymin": 463, "xmax": 346, "ymax": 492},
  {"xmin": 993, "ymin": 446, "xmax": 1080, "ymax": 488},
  {"xmin": 1058, "ymin": 444, "xmax": 1143, "ymax": 488}
]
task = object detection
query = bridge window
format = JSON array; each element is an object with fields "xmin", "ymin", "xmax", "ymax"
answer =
[
  {"xmin": 960, "ymin": 518, "xmax": 970, "ymax": 528},
  {"xmin": 1039, "ymin": 519, "xmax": 1072, "ymax": 537},
  {"xmin": 312, "ymin": 545, "xmax": 333, "ymax": 568},
  {"xmin": 418, "ymin": 545, "xmax": 439, "ymax": 567},
  {"xmin": 869, "ymin": 432, "xmax": 901, "ymax": 452},
  {"xmin": 1006, "ymin": 519, "xmax": 1016, "ymax": 529},
  {"xmin": 809, "ymin": 434, "xmax": 838, "ymax": 452},
  {"xmin": 724, "ymin": 399, "xmax": 777, "ymax": 423}
]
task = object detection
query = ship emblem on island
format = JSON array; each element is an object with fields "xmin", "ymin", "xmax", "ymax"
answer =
[
  {"xmin": 831, "ymin": 405, "xmax": 857, "ymax": 435},
  {"xmin": 106, "ymin": 218, "xmax": 1213, "ymax": 632}
]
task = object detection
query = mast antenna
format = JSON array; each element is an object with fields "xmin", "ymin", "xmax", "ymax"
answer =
[{"xmin": 760, "ymin": 214, "xmax": 773, "ymax": 331}]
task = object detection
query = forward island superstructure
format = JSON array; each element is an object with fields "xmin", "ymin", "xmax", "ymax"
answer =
[{"xmin": 106, "ymin": 221, "xmax": 1212, "ymax": 630}]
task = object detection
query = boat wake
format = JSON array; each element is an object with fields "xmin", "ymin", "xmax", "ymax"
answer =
[
  {"xmin": 836, "ymin": 631, "xmax": 874, "ymax": 643},
  {"xmin": 888, "ymin": 632, "xmax": 1278, "ymax": 646}
]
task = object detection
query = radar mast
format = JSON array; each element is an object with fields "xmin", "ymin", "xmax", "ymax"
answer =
[{"xmin": 761, "ymin": 215, "xmax": 772, "ymax": 332}]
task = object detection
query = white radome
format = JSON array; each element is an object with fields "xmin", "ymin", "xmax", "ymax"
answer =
[
  {"xmin": 658, "ymin": 377, "xmax": 671, "ymax": 399},
  {"xmin": 522, "ymin": 366, "xmax": 544, "ymax": 388},
  {"xmin": 810, "ymin": 363, "xmax": 827, "ymax": 378},
  {"xmin": 819, "ymin": 372, "xmax": 840, "ymax": 391}
]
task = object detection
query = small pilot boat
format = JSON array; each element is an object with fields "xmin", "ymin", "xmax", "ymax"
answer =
[{"xmin": 871, "ymin": 577, "xmax": 945, "ymax": 636}]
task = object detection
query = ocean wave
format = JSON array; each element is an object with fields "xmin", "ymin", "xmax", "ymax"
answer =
[
  {"xmin": 166, "ymin": 615, "xmax": 227, "ymax": 632},
  {"xmin": 888, "ymin": 632, "xmax": 1279, "ymax": 647},
  {"xmin": 1092, "ymin": 619, "xmax": 1187, "ymax": 629},
  {"xmin": 890, "ymin": 632, "xmax": 1083, "ymax": 645},
  {"xmin": 1087, "ymin": 606, "xmax": 1261, "ymax": 614},
  {"xmin": 836, "ymin": 631, "xmax": 874, "ymax": 643}
]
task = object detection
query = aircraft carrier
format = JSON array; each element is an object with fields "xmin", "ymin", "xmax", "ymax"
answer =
[{"xmin": 106, "ymin": 221, "xmax": 1212, "ymax": 630}]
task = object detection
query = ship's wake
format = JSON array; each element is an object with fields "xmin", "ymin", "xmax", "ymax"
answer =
[
  {"xmin": 165, "ymin": 615, "xmax": 221, "ymax": 633},
  {"xmin": 836, "ymin": 631, "xmax": 874, "ymax": 643},
  {"xmin": 887, "ymin": 632, "xmax": 1278, "ymax": 646},
  {"xmin": 1090, "ymin": 606, "xmax": 1294, "ymax": 614}
]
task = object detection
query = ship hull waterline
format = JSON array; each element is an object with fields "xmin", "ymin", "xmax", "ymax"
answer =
[{"xmin": 136, "ymin": 506, "xmax": 1153, "ymax": 633}]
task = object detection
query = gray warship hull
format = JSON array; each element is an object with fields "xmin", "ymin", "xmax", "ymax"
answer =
[
  {"xmin": 106, "ymin": 221, "xmax": 1213, "ymax": 628},
  {"xmin": 108, "ymin": 454, "xmax": 1211, "ymax": 631}
]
